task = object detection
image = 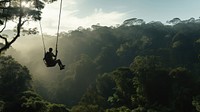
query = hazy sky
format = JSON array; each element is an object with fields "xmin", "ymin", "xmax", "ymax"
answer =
[
  {"xmin": 8, "ymin": 0, "xmax": 200, "ymax": 35},
  {"xmin": 4, "ymin": 0, "xmax": 200, "ymax": 73}
]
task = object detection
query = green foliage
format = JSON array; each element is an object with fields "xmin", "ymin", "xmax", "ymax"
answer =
[
  {"xmin": 172, "ymin": 41, "xmax": 182, "ymax": 48},
  {"xmin": 7, "ymin": 18, "xmax": 200, "ymax": 111},
  {"xmin": 70, "ymin": 104, "xmax": 102, "ymax": 112},
  {"xmin": 0, "ymin": 56, "xmax": 69, "ymax": 112},
  {"xmin": 48, "ymin": 104, "xmax": 68, "ymax": 112},
  {"xmin": 0, "ymin": 0, "xmax": 57, "ymax": 53},
  {"xmin": 0, "ymin": 0, "xmax": 54, "ymax": 22},
  {"xmin": 0, "ymin": 101, "xmax": 5, "ymax": 111},
  {"xmin": 18, "ymin": 90, "xmax": 69, "ymax": 112},
  {"xmin": 130, "ymin": 56, "xmax": 171, "ymax": 106},
  {"xmin": 193, "ymin": 95, "xmax": 200, "ymax": 112},
  {"xmin": 130, "ymin": 56, "xmax": 163, "ymax": 74},
  {"xmin": 0, "ymin": 56, "xmax": 31, "ymax": 100},
  {"xmin": 76, "ymin": 68, "xmax": 135, "ymax": 110},
  {"xmin": 72, "ymin": 55, "xmax": 199, "ymax": 111},
  {"xmin": 96, "ymin": 73, "xmax": 116, "ymax": 98},
  {"xmin": 169, "ymin": 67, "xmax": 196, "ymax": 112},
  {"xmin": 19, "ymin": 91, "xmax": 48, "ymax": 112},
  {"xmin": 0, "ymin": 56, "xmax": 32, "ymax": 111},
  {"xmin": 80, "ymin": 87, "xmax": 106, "ymax": 107},
  {"xmin": 106, "ymin": 106, "xmax": 131, "ymax": 112}
]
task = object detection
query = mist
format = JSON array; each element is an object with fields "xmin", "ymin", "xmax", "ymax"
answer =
[
  {"xmin": 3, "ymin": 18, "xmax": 200, "ymax": 111},
  {"xmin": 5, "ymin": 34, "xmax": 68, "ymax": 96}
]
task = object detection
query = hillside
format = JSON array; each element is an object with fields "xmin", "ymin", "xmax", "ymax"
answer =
[{"xmin": 2, "ymin": 18, "xmax": 200, "ymax": 111}]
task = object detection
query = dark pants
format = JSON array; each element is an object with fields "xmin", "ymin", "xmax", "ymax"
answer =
[
  {"xmin": 56, "ymin": 59, "xmax": 63, "ymax": 67},
  {"xmin": 46, "ymin": 59, "xmax": 63, "ymax": 67}
]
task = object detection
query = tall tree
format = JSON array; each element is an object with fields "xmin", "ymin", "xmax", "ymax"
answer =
[{"xmin": 0, "ymin": 0, "xmax": 55, "ymax": 53}]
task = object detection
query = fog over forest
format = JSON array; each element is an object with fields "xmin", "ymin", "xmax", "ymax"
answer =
[{"xmin": 2, "ymin": 17, "xmax": 200, "ymax": 111}]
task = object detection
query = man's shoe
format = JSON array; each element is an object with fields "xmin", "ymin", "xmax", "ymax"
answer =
[
  {"xmin": 60, "ymin": 65, "xmax": 65, "ymax": 70},
  {"xmin": 60, "ymin": 67, "xmax": 64, "ymax": 70}
]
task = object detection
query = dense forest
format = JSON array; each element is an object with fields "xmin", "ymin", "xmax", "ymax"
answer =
[{"xmin": 2, "ymin": 17, "xmax": 200, "ymax": 111}]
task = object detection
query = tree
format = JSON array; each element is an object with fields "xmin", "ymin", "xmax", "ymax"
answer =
[
  {"xmin": 0, "ymin": 56, "xmax": 31, "ymax": 100},
  {"xmin": 0, "ymin": 101, "xmax": 5, "ymax": 111},
  {"xmin": 0, "ymin": 55, "xmax": 69, "ymax": 112},
  {"xmin": 122, "ymin": 18, "xmax": 145, "ymax": 26},
  {"xmin": 0, "ymin": 56, "xmax": 31, "ymax": 111},
  {"xmin": 0, "ymin": 0, "xmax": 55, "ymax": 53},
  {"xmin": 106, "ymin": 106, "xmax": 131, "ymax": 112},
  {"xmin": 167, "ymin": 18, "xmax": 181, "ymax": 25},
  {"xmin": 18, "ymin": 90, "xmax": 69, "ymax": 112},
  {"xmin": 169, "ymin": 67, "xmax": 196, "ymax": 112},
  {"xmin": 130, "ymin": 56, "xmax": 171, "ymax": 107},
  {"xmin": 193, "ymin": 95, "xmax": 200, "ymax": 112}
]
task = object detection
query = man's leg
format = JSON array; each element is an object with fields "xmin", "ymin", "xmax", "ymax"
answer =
[{"xmin": 56, "ymin": 59, "xmax": 65, "ymax": 69}]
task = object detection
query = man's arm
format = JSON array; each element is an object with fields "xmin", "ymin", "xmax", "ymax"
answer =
[{"xmin": 50, "ymin": 52, "xmax": 56, "ymax": 57}]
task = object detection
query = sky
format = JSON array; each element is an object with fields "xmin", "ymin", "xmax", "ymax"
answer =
[
  {"xmin": 4, "ymin": 0, "xmax": 200, "ymax": 74},
  {"xmin": 6, "ymin": 0, "xmax": 200, "ymax": 35}
]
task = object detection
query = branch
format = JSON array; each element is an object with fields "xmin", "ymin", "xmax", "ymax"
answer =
[
  {"xmin": 0, "ymin": 17, "xmax": 7, "ymax": 33},
  {"xmin": 0, "ymin": 34, "xmax": 10, "ymax": 52},
  {"xmin": 0, "ymin": 35, "xmax": 8, "ymax": 44},
  {"xmin": 0, "ymin": 0, "xmax": 10, "ymax": 33},
  {"xmin": 21, "ymin": 20, "xmax": 28, "ymax": 26},
  {"xmin": 8, "ymin": 6, "xmax": 23, "ymax": 46},
  {"xmin": 0, "ymin": 0, "xmax": 10, "ymax": 3},
  {"xmin": 0, "ymin": 1, "xmax": 23, "ymax": 53}
]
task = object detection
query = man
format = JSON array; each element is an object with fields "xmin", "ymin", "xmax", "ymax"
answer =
[{"xmin": 44, "ymin": 48, "xmax": 65, "ymax": 70}]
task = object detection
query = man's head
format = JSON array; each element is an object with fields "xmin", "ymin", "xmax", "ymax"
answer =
[{"xmin": 49, "ymin": 48, "xmax": 53, "ymax": 52}]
